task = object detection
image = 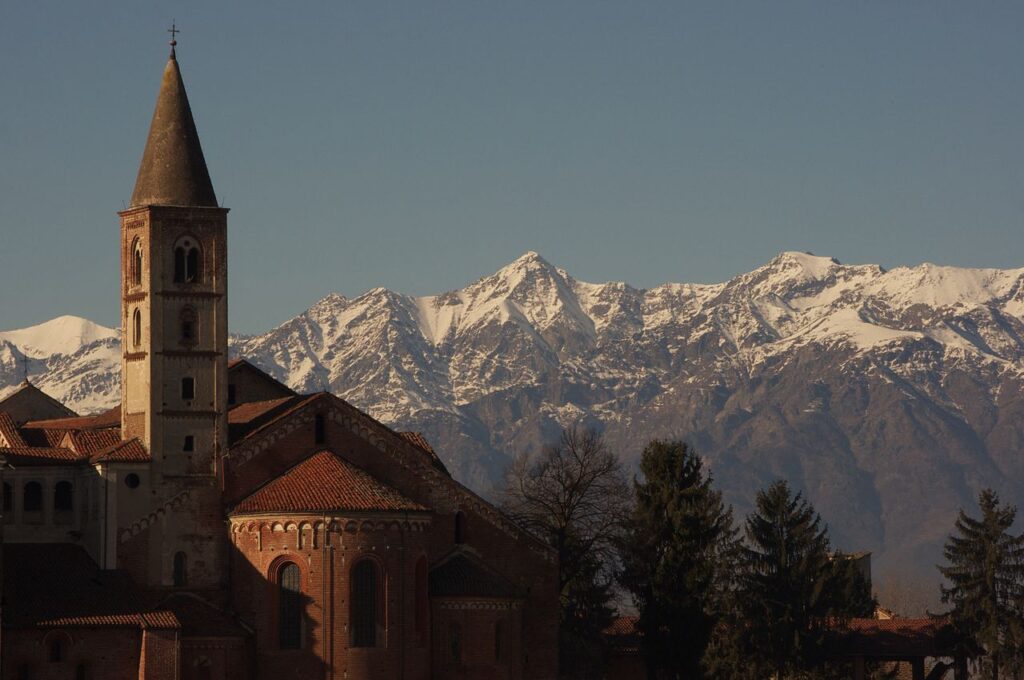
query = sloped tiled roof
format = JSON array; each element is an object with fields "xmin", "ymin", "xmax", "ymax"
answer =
[
  {"xmin": 228, "ymin": 395, "xmax": 305, "ymax": 443},
  {"xmin": 603, "ymin": 615, "xmax": 641, "ymax": 652},
  {"xmin": 153, "ymin": 593, "xmax": 249, "ymax": 638},
  {"xmin": 231, "ymin": 450, "xmax": 427, "ymax": 515},
  {"xmin": 0, "ymin": 412, "xmax": 26, "ymax": 447},
  {"xmin": 89, "ymin": 438, "xmax": 149, "ymax": 464},
  {"xmin": 3, "ymin": 544, "xmax": 179, "ymax": 630},
  {"xmin": 429, "ymin": 552, "xmax": 521, "ymax": 600},
  {"xmin": 24, "ymin": 406, "xmax": 121, "ymax": 430},
  {"xmin": 398, "ymin": 431, "xmax": 450, "ymax": 475},
  {"xmin": 67, "ymin": 428, "xmax": 124, "ymax": 455},
  {"xmin": 19, "ymin": 426, "xmax": 69, "ymax": 448},
  {"xmin": 828, "ymin": 617, "xmax": 961, "ymax": 657},
  {"xmin": 0, "ymin": 446, "xmax": 82, "ymax": 466}
]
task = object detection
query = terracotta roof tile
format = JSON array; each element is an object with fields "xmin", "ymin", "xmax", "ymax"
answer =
[
  {"xmin": 24, "ymin": 406, "xmax": 120, "ymax": 430},
  {"xmin": 231, "ymin": 451, "xmax": 427, "ymax": 515},
  {"xmin": 828, "ymin": 617, "xmax": 961, "ymax": 657},
  {"xmin": 68, "ymin": 428, "xmax": 124, "ymax": 454},
  {"xmin": 90, "ymin": 438, "xmax": 149, "ymax": 464},
  {"xmin": 0, "ymin": 412, "xmax": 26, "ymax": 447},
  {"xmin": 19, "ymin": 427, "xmax": 69, "ymax": 448},
  {"xmin": 3, "ymin": 544, "xmax": 180, "ymax": 630},
  {"xmin": 0, "ymin": 446, "xmax": 83, "ymax": 466},
  {"xmin": 228, "ymin": 395, "xmax": 304, "ymax": 443}
]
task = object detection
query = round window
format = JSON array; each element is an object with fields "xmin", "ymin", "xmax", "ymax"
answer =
[{"xmin": 125, "ymin": 473, "xmax": 141, "ymax": 489}]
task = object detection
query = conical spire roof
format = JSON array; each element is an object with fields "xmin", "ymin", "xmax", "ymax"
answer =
[{"xmin": 129, "ymin": 50, "xmax": 217, "ymax": 208}]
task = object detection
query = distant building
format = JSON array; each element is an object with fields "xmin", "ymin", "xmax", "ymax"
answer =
[{"xmin": 0, "ymin": 40, "xmax": 558, "ymax": 680}]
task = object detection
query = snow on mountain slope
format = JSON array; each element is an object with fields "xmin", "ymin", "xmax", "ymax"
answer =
[{"xmin": 6, "ymin": 251, "xmax": 1024, "ymax": 579}]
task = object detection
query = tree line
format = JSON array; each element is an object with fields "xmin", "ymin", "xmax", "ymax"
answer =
[{"xmin": 501, "ymin": 427, "xmax": 1024, "ymax": 679}]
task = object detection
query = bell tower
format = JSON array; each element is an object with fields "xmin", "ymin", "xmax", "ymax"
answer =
[{"xmin": 118, "ymin": 39, "xmax": 228, "ymax": 590}]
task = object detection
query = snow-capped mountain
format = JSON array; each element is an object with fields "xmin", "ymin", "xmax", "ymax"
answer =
[{"xmin": 5, "ymin": 251, "xmax": 1024, "ymax": 578}]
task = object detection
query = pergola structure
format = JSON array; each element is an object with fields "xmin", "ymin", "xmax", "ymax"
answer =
[{"xmin": 830, "ymin": 618, "xmax": 972, "ymax": 680}]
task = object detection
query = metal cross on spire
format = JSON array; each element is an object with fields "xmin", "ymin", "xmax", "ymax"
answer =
[{"xmin": 168, "ymin": 21, "xmax": 179, "ymax": 57}]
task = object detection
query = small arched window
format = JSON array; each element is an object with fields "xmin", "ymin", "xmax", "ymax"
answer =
[
  {"xmin": 351, "ymin": 559, "xmax": 380, "ymax": 648},
  {"xmin": 131, "ymin": 238, "xmax": 143, "ymax": 286},
  {"xmin": 173, "ymin": 238, "xmax": 201, "ymax": 284},
  {"xmin": 173, "ymin": 551, "xmax": 188, "ymax": 587},
  {"xmin": 450, "ymin": 622, "xmax": 462, "ymax": 664},
  {"xmin": 132, "ymin": 308, "xmax": 142, "ymax": 348},
  {"xmin": 454, "ymin": 511, "xmax": 466, "ymax": 544},
  {"xmin": 180, "ymin": 307, "xmax": 197, "ymax": 345},
  {"xmin": 414, "ymin": 556, "xmax": 428, "ymax": 645},
  {"xmin": 23, "ymin": 482, "xmax": 42, "ymax": 512},
  {"xmin": 54, "ymin": 481, "xmax": 73, "ymax": 512},
  {"xmin": 278, "ymin": 562, "xmax": 302, "ymax": 649},
  {"xmin": 49, "ymin": 638, "xmax": 62, "ymax": 662}
]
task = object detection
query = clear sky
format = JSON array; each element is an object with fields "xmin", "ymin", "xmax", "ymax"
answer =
[{"xmin": 1, "ymin": 2, "xmax": 1021, "ymax": 334}]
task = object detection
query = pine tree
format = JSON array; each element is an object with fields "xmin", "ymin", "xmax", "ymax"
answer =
[
  {"xmin": 939, "ymin": 489, "xmax": 1024, "ymax": 680},
  {"xmin": 736, "ymin": 480, "xmax": 873, "ymax": 679},
  {"xmin": 618, "ymin": 439, "xmax": 740, "ymax": 679}
]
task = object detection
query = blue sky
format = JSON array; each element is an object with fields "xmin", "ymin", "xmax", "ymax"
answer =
[{"xmin": 1, "ymin": 2, "xmax": 1021, "ymax": 333}]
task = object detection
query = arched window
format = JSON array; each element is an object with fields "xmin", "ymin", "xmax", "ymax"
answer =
[
  {"xmin": 454, "ymin": 511, "xmax": 466, "ymax": 544},
  {"xmin": 179, "ymin": 307, "xmax": 197, "ymax": 345},
  {"xmin": 132, "ymin": 308, "xmax": 142, "ymax": 348},
  {"xmin": 23, "ymin": 482, "xmax": 42, "ymax": 512},
  {"xmin": 54, "ymin": 481, "xmax": 73, "ymax": 512},
  {"xmin": 495, "ymin": 620, "xmax": 505, "ymax": 663},
  {"xmin": 49, "ymin": 637, "xmax": 63, "ymax": 662},
  {"xmin": 131, "ymin": 238, "xmax": 143, "ymax": 286},
  {"xmin": 173, "ymin": 238, "xmax": 201, "ymax": 283},
  {"xmin": 414, "ymin": 556, "xmax": 428, "ymax": 645},
  {"xmin": 450, "ymin": 622, "xmax": 462, "ymax": 664},
  {"xmin": 278, "ymin": 562, "xmax": 302, "ymax": 649},
  {"xmin": 173, "ymin": 552, "xmax": 188, "ymax": 587},
  {"xmin": 351, "ymin": 559, "xmax": 380, "ymax": 648}
]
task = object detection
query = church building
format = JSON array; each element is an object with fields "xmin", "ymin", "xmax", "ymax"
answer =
[{"xmin": 0, "ymin": 40, "xmax": 558, "ymax": 680}]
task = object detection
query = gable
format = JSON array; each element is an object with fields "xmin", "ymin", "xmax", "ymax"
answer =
[
  {"xmin": 0, "ymin": 382, "xmax": 77, "ymax": 425},
  {"xmin": 228, "ymin": 359, "xmax": 295, "ymax": 406}
]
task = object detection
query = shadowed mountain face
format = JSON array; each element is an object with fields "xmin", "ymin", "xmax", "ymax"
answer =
[{"xmin": 5, "ymin": 251, "xmax": 1024, "ymax": 578}]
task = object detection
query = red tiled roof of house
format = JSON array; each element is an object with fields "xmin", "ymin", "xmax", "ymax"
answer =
[
  {"xmin": 228, "ymin": 394, "xmax": 320, "ymax": 445},
  {"xmin": 231, "ymin": 450, "xmax": 427, "ymax": 515},
  {"xmin": 3, "ymin": 544, "xmax": 180, "ymax": 630},
  {"xmin": 829, "ymin": 617, "xmax": 960, "ymax": 658},
  {"xmin": 0, "ymin": 446, "xmax": 82, "ymax": 466},
  {"xmin": 603, "ymin": 616, "xmax": 642, "ymax": 652},
  {"xmin": 0, "ymin": 412, "xmax": 26, "ymax": 447},
  {"xmin": 67, "ymin": 428, "xmax": 124, "ymax": 454},
  {"xmin": 19, "ymin": 426, "xmax": 69, "ymax": 448},
  {"xmin": 24, "ymin": 406, "xmax": 121, "ymax": 430},
  {"xmin": 90, "ymin": 438, "xmax": 149, "ymax": 464}
]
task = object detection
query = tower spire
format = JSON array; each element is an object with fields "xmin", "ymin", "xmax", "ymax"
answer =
[{"xmin": 129, "ymin": 31, "xmax": 217, "ymax": 208}]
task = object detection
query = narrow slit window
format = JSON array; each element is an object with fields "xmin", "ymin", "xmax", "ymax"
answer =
[
  {"xmin": 173, "ymin": 551, "xmax": 188, "ymax": 586},
  {"xmin": 183, "ymin": 435, "xmax": 195, "ymax": 452},
  {"xmin": 181, "ymin": 377, "xmax": 195, "ymax": 400},
  {"xmin": 314, "ymin": 413, "xmax": 325, "ymax": 445},
  {"xmin": 132, "ymin": 308, "xmax": 142, "ymax": 348},
  {"xmin": 351, "ymin": 560, "xmax": 380, "ymax": 647}
]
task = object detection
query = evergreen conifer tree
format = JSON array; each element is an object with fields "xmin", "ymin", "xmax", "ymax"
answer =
[
  {"xmin": 939, "ymin": 489, "xmax": 1024, "ymax": 680},
  {"xmin": 618, "ymin": 439, "xmax": 740, "ymax": 679},
  {"xmin": 736, "ymin": 480, "xmax": 873, "ymax": 679}
]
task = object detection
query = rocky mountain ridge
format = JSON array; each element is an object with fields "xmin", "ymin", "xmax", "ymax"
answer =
[{"xmin": 4, "ymin": 251, "xmax": 1024, "ymax": 578}]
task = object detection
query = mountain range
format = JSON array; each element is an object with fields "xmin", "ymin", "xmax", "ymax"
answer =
[{"xmin": 4, "ymin": 250, "xmax": 1024, "ymax": 580}]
